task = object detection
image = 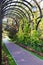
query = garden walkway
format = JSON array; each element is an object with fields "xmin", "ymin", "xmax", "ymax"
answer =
[{"xmin": 3, "ymin": 38, "xmax": 43, "ymax": 65}]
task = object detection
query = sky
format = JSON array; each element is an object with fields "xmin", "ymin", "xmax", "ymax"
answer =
[{"xmin": 40, "ymin": 1, "xmax": 43, "ymax": 8}]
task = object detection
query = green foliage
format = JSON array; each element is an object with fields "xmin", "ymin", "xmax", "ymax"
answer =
[
  {"xmin": 17, "ymin": 19, "xmax": 30, "ymax": 46},
  {"xmin": 16, "ymin": 20, "xmax": 24, "ymax": 43},
  {"xmin": 23, "ymin": 19, "xmax": 30, "ymax": 46},
  {"xmin": 8, "ymin": 13, "xmax": 43, "ymax": 53},
  {"xmin": 31, "ymin": 30, "xmax": 40, "ymax": 44},
  {"xmin": 2, "ymin": 44, "xmax": 17, "ymax": 65},
  {"xmin": 30, "ymin": 30, "xmax": 43, "ymax": 52},
  {"xmin": 17, "ymin": 25, "xmax": 24, "ymax": 43},
  {"xmin": 23, "ymin": 19, "xmax": 29, "ymax": 32}
]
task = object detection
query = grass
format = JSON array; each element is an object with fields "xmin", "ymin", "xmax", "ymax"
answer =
[{"xmin": 2, "ymin": 43, "xmax": 17, "ymax": 65}]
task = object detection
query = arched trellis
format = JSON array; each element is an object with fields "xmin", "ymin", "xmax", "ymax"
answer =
[
  {"xmin": 1, "ymin": 0, "xmax": 34, "ymax": 22},
  {"xmin": 5, "ymin": 12, "xmax": 25, "ymax": 30},
  {"xmin": 3, "ymin": 4, "xmax": 31, "ymax": 21},
  {"xmin": 2, "ymin": 1, "xmax": 33, "ymax": 15},
  {"xmin": 2, "ymin": 0, "xmax": 34, "ymax": 21},
  {"xmin": 36, "ymin": 15, "xmax": 43, "ymax": 29},
  {"xmin": 3, "ymin": 10, "xmax": 26, "ymax": 30},
  {"xmin": 0, "ymin": 0, "xmax": 43, "ymax": 63},
  {"xmin": 33, "ymin": 0, "xmax": 42, "ymax": 30},
  {"xmin": 2, "ymin": 0, "xmax": 42, "ymax": 17},
  {"xmin": 1, "ymin": 0, "xmax": 43, "ymax": 30},
  {"xmin": 4, "ymin": 14, "xmax": 20, "ymax": 30},
  {"xmin": 4, "ymin": 11, "xmax": 25, "ymax": 22},
  {"xmin": 3, "ymin": 8, "xmax": 28, "ymax": 21},
  {"xmin": 5, "ymin": 13, "xmax": 21, "ymax": 19},
  {"xmin": 1, "ymin": 0, "xmax": 34, "ymax": 19}
]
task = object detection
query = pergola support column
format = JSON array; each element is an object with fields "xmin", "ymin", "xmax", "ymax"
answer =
[{"xmin": 0, "ymin": 5, "xmax": 3, "ymax": 64}]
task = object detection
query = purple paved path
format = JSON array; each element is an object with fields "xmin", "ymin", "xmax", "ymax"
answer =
[{"xmin": 3, "ymin": 39, "xmax": 43, "ymax": 65}]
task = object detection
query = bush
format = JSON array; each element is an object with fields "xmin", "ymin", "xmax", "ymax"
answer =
[
  {"xmin": 30, "ymin": 30, "xmax": 41, "ymax": 51},
  {"xmin": 17, "ymin": 19, "xmax": 31, "ymax": 46}
]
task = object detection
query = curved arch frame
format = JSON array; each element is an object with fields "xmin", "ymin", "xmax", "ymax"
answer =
[
  {"xmin": 3, "ymin": 5, "xmax": 31, "ymax": 21},
  {"xmin": 3, "ymin": 8, "xmax": 28, "ymax": 20},
  {"xmin": 1, "ymin": 0, "xmax": 43, "ymax": 29},
  {"xmin": 2, "ymin": 1, "xmax": 34, "ymax": 18},
  {"xmin": 4, "ymin": 11, "xmax": 25, "ymax": 22}
]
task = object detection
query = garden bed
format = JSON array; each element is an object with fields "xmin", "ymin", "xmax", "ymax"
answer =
[
  {"xmin": 2, "ymin": 53, "xmax": 9, "ymax": 65},
  {"xmin": 2, "ymin": 43, "xmax": 17, "ymax": 65}
]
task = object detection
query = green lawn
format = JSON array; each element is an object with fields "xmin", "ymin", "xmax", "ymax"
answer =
[{"xmin": 2, "ymin": 43, "xmax": 17, "ymax": 65}]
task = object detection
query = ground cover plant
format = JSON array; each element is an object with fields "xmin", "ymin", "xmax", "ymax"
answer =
[{"xmin": 2, "ymin": 43, "xmax": 17, "ymax": 65}]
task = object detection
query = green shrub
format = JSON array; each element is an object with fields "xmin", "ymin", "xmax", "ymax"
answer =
[
  {"xmin": 17, "ymin": 19, "xmax": 31, "ymax": 46},
  {"xmin": 17, "ymin": 20, "xmax": 24, "ymax": 43}
]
